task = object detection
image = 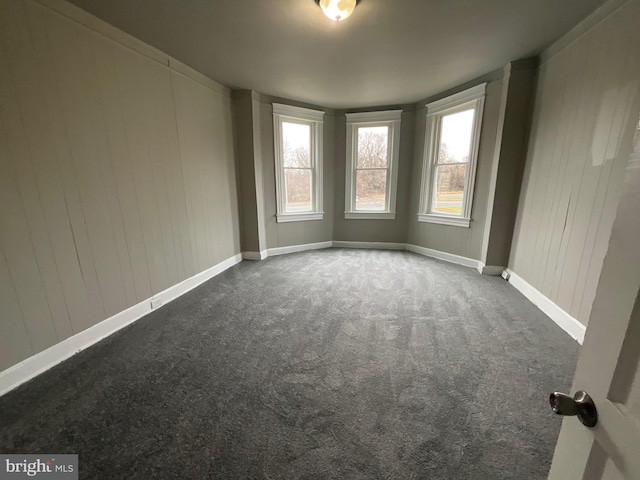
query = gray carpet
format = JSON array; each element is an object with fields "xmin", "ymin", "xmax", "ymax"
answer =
[{"xmin": 0, "ymin": 249, "xmax": 579, "ymax": 479}]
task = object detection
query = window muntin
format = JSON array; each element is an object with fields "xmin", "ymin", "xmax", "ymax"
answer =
[
  {"xmin": 431, "ymin": 108, "xmax": 475, "ymax": 216},
  {"xmin": 419, "ymin": 85, "xmax": 486, "ymax": 227},
  {"xmin": 345, "ymin": 111, "xmax": 402, "ymax": 220},
  {"xmin": 273, "ymin": 104, "xmax": 324, "ymax": 223},
  {"xmin": 282, "ymin": 121, "xmax": 313, "ymax": 213},
  {"xmin": 355, "ymin": 125, "xmax": 390, "ymax": 211}
]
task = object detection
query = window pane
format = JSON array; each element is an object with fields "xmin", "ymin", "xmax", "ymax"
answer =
[
  {"xmin": 285, "ymin": 169, "xmax": 312, "ymax": 212},
  {"xmin": 438, "ymin": 109, "xmax": 474, "ymax": 164},
  {"xmin": 432, "ymin": 164, "xmax": 467, "ymax": 216},
  {"xmin": 282, "ymin": 122, "xmax": 311, "ymax": 167},
  {"xmin": 356, "ymin": 169, "xmax": 387, "ymax": 210},
  {"xmin": 357, "ymin": 126, "xmax": 389, "ymax": 168}
]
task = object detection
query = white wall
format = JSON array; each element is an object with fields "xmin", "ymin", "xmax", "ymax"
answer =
[
  {"xmin": 0, "ymin": 0, "xmax": 241, "ymax": 371},
  {"xmin": 509, "ymin": 0, "xmax": 640, "ymax": 326}
]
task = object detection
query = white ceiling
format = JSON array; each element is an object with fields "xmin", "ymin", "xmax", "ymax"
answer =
[{"xmin": 66, "ymin": 0, "xmax": 606, "ymax": 108}]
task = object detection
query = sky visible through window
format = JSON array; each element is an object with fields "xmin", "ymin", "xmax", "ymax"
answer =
[
  {"xmin": 432, "ymin": 108, "xmax": 474, "ymax": 216},
  {"xmin": 282, "ymin": 122, "xmax": 310, "ymax": 157},
  {"xmin": 440, "ymin": 109, "xmax": 474, "ymax": 162},
  {"xmin": 282, "ymin": 122, "xmax": 312, "ymax": 212},
  {"xmin": 356, "ymin": 126, "xmax": 389, "ymax": 210}
]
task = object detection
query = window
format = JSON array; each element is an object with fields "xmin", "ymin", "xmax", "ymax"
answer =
[
  {"xmin": 418, "ymin": 84, "xmax": 486, "ymax": 228},
  {"xmin": 273, "ymin": 104, "xmax": 324, "ymax": 222},
  {"xmin": 345, "ymin": 110, "xmax": 402, "ymax": 219}
]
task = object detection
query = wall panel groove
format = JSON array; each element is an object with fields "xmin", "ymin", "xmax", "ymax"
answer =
[
  {"xmin": 510, "ymin": 0, "xmax": 640, "ymax": 327},
  {"xmin": 0, "ymin": 0, "xmax": 241, "ymax": 372}
]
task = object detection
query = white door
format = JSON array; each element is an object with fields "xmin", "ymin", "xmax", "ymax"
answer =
[{"xmin": 548, "ymin": 119, "xmax": 640, "ymax": 479}]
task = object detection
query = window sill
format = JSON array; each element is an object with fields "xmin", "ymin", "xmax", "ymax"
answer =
[
  {"xmin": 277, "ymin": 212, "xmax": 324, "ymax": 223},
  {"xmin": 417, "ymin": 213, "xmax": 470, "ymax": 228},
  {"xmin": 344, "ymin": 212, "xmax": 396, "ymax": 220}
]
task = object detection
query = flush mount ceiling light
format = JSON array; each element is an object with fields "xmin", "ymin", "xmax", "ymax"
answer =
[{"xmin": 314, "ymin": 0, "xmax": 360, "ymax": 22}]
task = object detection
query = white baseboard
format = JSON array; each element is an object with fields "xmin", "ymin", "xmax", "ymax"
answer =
[
  {"xmin": 267, "ymin": 241, "xmax": 333, "ymax": 257},
  {"xmin": 0, "ymin": 253, "xmax": 243, "ymax": 397},
  {"xmin": 242, "ymin": 250, "xmax": 267, "ymax": 261},
  {"xmin": 265, "ymin": 240, "xmax": 483, "ymax": 271},
  {"xmin": 0, "ymin": 242, "xmax": 495, "ymax": 396},
  {"xmin": 505, "ymin": 269, "xmax": 586, "ymax": 344},
  {"xmin": 478, "ymin": 264, "xmax": 506, "ymax": 276},
  {"xmin": 333, "ymin": 241, "xmax": 406, "ymax": 250},
  {"xmin": 331, "ymin": 241, "xmax": 482, "ymax": 270},
  {"xmin": 406, "ymin": 244, "xmax": 483, "ymax": 270}
]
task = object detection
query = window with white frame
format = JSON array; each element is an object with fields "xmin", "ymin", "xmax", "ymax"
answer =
[
  {"xmin": 345, "ymin": 110, "xmax": 402, "ymax": 219},
  {"xmin": 418, "ymin": 84, "xmax": 486, "ymax": 228},
  {"xmin": 273, "ymin": 104, "xmax": 324, "ymax": 223}
]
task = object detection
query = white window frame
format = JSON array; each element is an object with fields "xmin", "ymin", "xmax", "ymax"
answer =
[
  {"xmin": 273, "ymin": 103, "xmax": 324, "ymax": 223},
  {"xmin": 418, "ymin": 84, "xmax": 486, "ymax": 228},
  {"xmin": 344, "ymin": 110, "xmax": 402, "ymax": 220}
]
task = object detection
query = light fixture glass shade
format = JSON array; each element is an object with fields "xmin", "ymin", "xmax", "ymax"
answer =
[{"xmin": 319, "ymin": 0, "xmax": 357, "ymax": 22}]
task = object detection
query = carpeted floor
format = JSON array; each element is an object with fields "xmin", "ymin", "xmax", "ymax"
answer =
[{"xmin": 0, "ymin": 249, "xmax": 579, "ymax": 479}]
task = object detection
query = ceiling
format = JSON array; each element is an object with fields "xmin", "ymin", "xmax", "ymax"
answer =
[{"xmin": 66, "ymin": 0, "xmax": 606, "ymax": 108}]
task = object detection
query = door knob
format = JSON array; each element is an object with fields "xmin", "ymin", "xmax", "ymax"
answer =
[{"xmin": 549, "ymin": 390, "xmax": 598, "ymax": 428}]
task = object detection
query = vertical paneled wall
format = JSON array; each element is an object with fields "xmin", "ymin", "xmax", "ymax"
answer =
[
  {"xmin": 0, "ymin": 0, "xmax": 240, "ymax": 371},
  {"xmin": 509, "ymin": 0, "xmax": 640, "ymax": 326}
]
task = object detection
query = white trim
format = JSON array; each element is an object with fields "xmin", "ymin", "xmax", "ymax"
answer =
[
  {"xmin": 0, "ymin": 253, "xmax": 243, "ymax": 397},
  {"xmin": 425, "ymin": 84, "xmax": 487, "ymax": 114},
  {"xmin": 35, "ymin": 0, "xmax": 164, "ymax": 64},
  {"xmin": 540, "ymin": 0, "xmax": 633, "ymax": 64},
  {"xmin": 265, "ymin": 242, "xmax": 483, "ymax": 272},
  {"xmin": 344, "ymin": 111, "xmax": 402, "ymax": 219},
  {"xmin": 406, "ymin": 244, "xmax": 483, "ymax": 269},
  {"xmin": 505, "ymin": 269, "xmax": 586, "ymax": 344},
  {"xmin": 417, "ymin": 213, "xmax": 470, "ymax": 228},
  {"xmin": 344, "ymin": 212, "xmax": 396, "ymax": 220},
  {"xmin": 419, "ymin": 85, "xmax": 486, "ymax": 225},
  {"xmin": 345, "ymin": 110, "xmax": 403, "ymax": 123},
  {"xmin": 242, "ymin": 251, "xmax": 268, "ymax": 261},
  {"xmin": 333, "ymin": 241, "xmax": 406, "ymax": 250},
  {"xmin": 168, "ymin": 59, "xmax": 230, "ymax": 96},
  {"xmin": 276, "ymin": 212, "xmax": 324, "ymax": 223},
  {"xmin": 478, "ymin": 264, "xmax": 505, "ymax": 276},
  {"xmin": 265, "ymin": 241, "xmax": 483, "ymax": 272},
  {"xmin": 267, "ymin": 241, "xmax": 333, "ymax": 257},
  {"xmin": 272, "ymin": 103, "xmax": 325, "ymax": 122},
  {"xmin": 273, "ymin": 106, "xmax": 324, "ymax": 222},
  {"xmin": 331, "ymin": 242, "xmax": 481, "ymax": 269},
  {"xmin": 34, "ymin": 0, "xmax": 230, "ymax": 97}
]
